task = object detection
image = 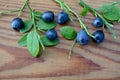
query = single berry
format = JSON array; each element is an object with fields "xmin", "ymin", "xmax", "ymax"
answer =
[
  {"xmin": 11, "ymin": 17, "xmax": 24, "ymax": 31},
  {"xmin": 93, "ymin": 17, "xmax": 103, "ymax": 27},
  {"xmin": 46, "ymin": 29, "xmax": 58, "ymax": 40},
  {"xmin": 41, "ymin": 11, "xmax": 54, "ymax": 22},
  {"xmin": 57, "ymin": 11, "xmax": 69, "ymax": 24},
  {"xmin": 77, "ymin": 30, "xmax": 90, "ymax": 45},
  {"xmin": 92, "ymin": 30, "xmax": 105, "ymax": 43}
]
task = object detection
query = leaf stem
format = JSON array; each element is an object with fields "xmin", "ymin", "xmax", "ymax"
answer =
[
  {"xmin": 26, "ymin": 3, "xmax": 45, "ymax": 50},
  {"xmin": 79, "ymin": 0, "xmax": 118, "ymax": 39}
]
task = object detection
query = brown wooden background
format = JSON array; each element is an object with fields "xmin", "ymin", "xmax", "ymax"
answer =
[{"xmin": 0, "ymin": 0, "xmax": 120, "ymax": 80}]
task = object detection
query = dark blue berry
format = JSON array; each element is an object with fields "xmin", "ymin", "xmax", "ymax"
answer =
[
  {"xmin": 41, "ymin": 11, "xmax": 54, "ymax": 22},
  {"xmin": 77, "ymin": 30, "xmax": 90, "ymax": 45},
  {"xmin": 11, "ymin": 17, "xmax": 24, "ymax": 31},
  {"xmin": 92, "ymin": 30, "xmax": 105, "ymax": 43},
  {"xmin": 93, "ymin": 17, "xmax": 103, "ymax": 27},
  {"xmin": 57, "ymin": 11, "xmax": 69, "ymax": 24},
  {"xmin": 46, "ymin": 29, "xmax": 58, "ymax": 40}
]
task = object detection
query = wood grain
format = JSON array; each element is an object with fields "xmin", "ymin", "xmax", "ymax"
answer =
[{"xmin": 0, "ymin": 0, "xmax": 120, "ymax": 80}]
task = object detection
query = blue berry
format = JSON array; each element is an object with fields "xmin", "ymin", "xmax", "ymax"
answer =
[
  {"xmin": 57, "ymin": 11, "xmax": 69, "ymax": 24},
  {"xmin": 93, "ymin": 17, "xmax": 103, "ymax": 27},
  {"xmin": 92, "ymin": 30, "xmax": 105, "ymax": 43},
  {"xmin": 46, "ymin": 29, "xmax": 58, "ymax": 40},
  {"xmin": 11, "ymin": 17, "xmax": 24, "ymax": 31},
  {"xmin": 41, "ymin": 11, "xmax": 54, "ymax": 22},
  {"xmin": 77, "ymin": 30, "xmax": 90, "ymax": 45}
]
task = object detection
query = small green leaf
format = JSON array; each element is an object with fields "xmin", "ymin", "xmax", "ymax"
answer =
[
  {"xmin": 67, "ymin": 12, "xmax": 74, "ymax": 22},
  {"xmin": 27, "ymin": 31, "xmax": 39, "ymax": 57},
  {"xmin": 41, "ymin": 35, "xmax": 60, "ymax": 46},
  {"xmin": 118, "ymin": 18, "xmax": 120, "ymax": 22},
  {"xmin": 18, "ymin": 34, "xmax": 28, "ymax": 47},
  {"xmin": 105, "ymin": 22, "xmax": 118, "ymax": 39},
  {"xmin": 81, "ymin": 6, "xmax": 88, "ymax": 16},
  {"xmin": 34, "ymin": 11, "xmax": 42, "ymax": 20},
  {"xmin": 34, "ymin": 11, "xmax": 42, "ymax": 17},
  {"xmin": 37, "ymin": 19, "xmax": 57, "ymax": 30},
  {"xmin": 20, "ymin": 20, "xmax": 33, "ymax": 33},
  {"xmin": 60, "ymin": 26, "xmax": 77, "ymax": 40},
  {"xmin": 98, "ymin": 4, "xmax": 120, "ymax": 21}
]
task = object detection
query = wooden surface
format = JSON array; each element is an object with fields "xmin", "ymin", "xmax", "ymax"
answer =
[{"xmin": 0, "ymin": 0, "xmax": 120, "ymax": 80}]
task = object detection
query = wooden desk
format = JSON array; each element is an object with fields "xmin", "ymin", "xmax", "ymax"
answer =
[{"xmin": 0, "ymin": 0, "xmax": 120, "ymax": 80}]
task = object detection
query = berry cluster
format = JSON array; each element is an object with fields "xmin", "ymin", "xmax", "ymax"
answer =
[
  {"xmin": 11, "ymin": 11, "xmax": 70, "ymax": 41},
  {"xmin": 77, "ymin": 17, "xmax": 104, "ymax": 45},
  {"xmin": 11, "ymin": 11, "xmax": 105, "ymax": 46}
]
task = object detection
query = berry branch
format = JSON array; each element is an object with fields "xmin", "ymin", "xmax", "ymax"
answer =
[
  {"xmin": 0, "ymin": 0, "xmax": 59, "ymax": 57},
  {"xmin": 54, "ymin": 0, "xmax": 96, "ymax": 58},
  {"xmin": 54, "ymin": 0, "xmax": 94, "ymax": 38},
  {"xmin": 79, "ymin": 0, "xmax": 118, "ymax": 39}
]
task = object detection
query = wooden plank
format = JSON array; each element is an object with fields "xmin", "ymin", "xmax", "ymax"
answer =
[{"xmin": 0, "ymin": 0, "xmax": 120, "ymax": 80}]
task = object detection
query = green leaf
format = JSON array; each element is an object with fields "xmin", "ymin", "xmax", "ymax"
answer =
[
  {"xmin": 118, "ymin": 18, "xmax": 120, "ymax": 22},
  {"xmin": 18, "ymin": 34, "xmax": 28, "ymax": 47},
  {"xmin": 34, "ymin": 11, "xmax": 42, "ymax": 17},
  {"xmin": 34, "ymin": 11, "xmax": 42, "ymax": 20},
  {"xmin": 41, "ymin": 35, "xmax": 60, "ymax": 46},
  {"xmin": 98, "ymin": 4, "xmax": 120, "ymax": 21},
  {"xmin": 27, "ymin": 31, "xmax": 39, "ymax": 57},
  {"xmin": 67, "ymin": 12, "xmax": 74, "ymax": 22},
  {"xmin": 20, "ymin": 20, "xmax": 33, "ymax": 33},
  {"xmin": 81, "ymin": 6, "xmax": 88, "ymax": 16},
  {"xmin": 60, "ymin": 26, "xmax": 77, "ymax": 40},
  {"xmin": 37, "ymin": 19, "xmax": 57, "ymax": 30}
]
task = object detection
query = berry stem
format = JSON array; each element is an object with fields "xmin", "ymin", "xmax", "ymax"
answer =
[
  {"xmin": 79, "ymin": 0, "xmax": 118, "ymax": 39},
  {"xmin": 18, "ymin": 0, "xmax": 29, "ymax": 16},
  {"xmin": 68, "ymin": 39, "xmax": 76, "ymax": 59},
  {"xmin": 0, "ymin": 0, "xmax": 28, "ymax": 15},
  {"xmin": 112, "ymin": 1, "xmax": 120, "ymax": 5},
  {"xmin": 0, "ymin": 10, "xmax": 20, "ymax": 14}
]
